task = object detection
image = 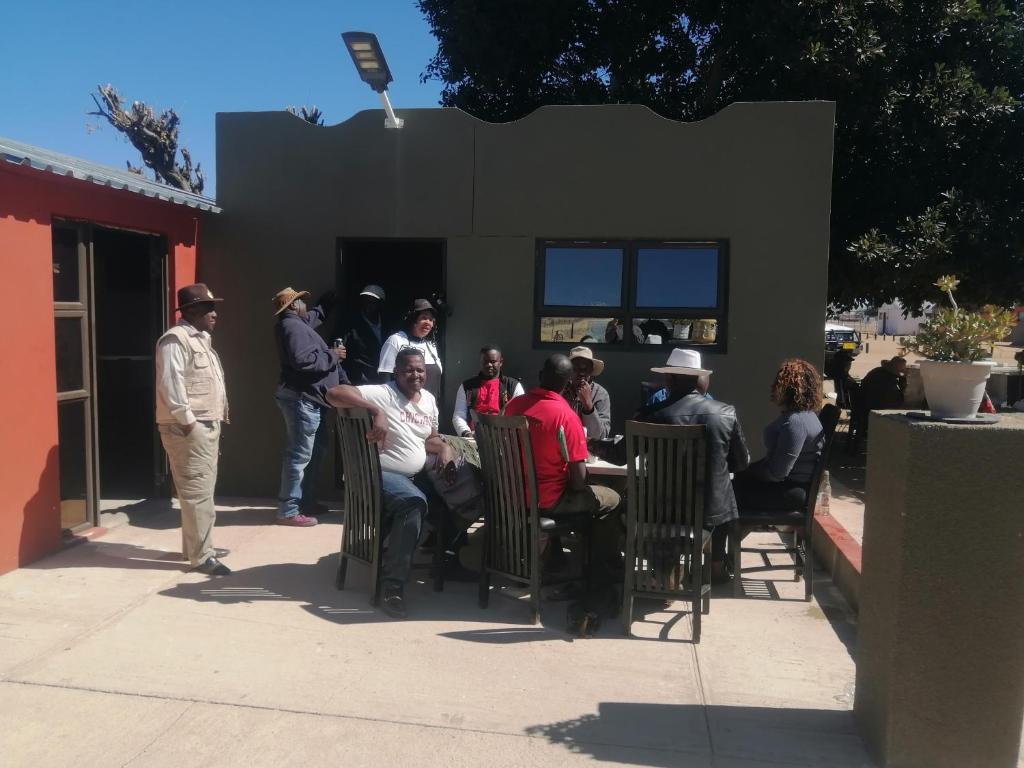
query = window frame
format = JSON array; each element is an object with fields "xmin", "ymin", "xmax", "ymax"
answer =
[{"xmin": 533, "ymin": 238, "xmax": 729, "ymax": 352}]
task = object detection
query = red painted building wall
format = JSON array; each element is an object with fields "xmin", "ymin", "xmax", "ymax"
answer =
[{"xmin": 0, "ymin": 162, "xmax": 203, "ymax": 574}]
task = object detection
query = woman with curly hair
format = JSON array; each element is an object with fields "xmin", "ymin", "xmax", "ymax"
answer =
[{"xmin": 733, "ymin": 358, "xmax": 825, "ymax": 511}]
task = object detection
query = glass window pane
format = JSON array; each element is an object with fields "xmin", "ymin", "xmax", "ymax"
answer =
[
  {"xmin": 539, "ymin": 316, "xmax": 622, "ymax": 344},
  {"xmin": 634, "ymin": 318, "xmax": 719, "ymax": 345},
  {"xmin": 636, "ymin": 247, "xmax": 719, "ymax": 308},
  {"xmin": 55, "ymin": 317, "xmax": 84, "ymax": 392},
  {"xmin": 543, "ymin": 247, "xmax": 623, "ymax": 307},
  {"xmin": 52, "ymin": 227, "xmax": 80, "ymax": 303},
  {"xmin": 58, "ymin": 400, "xmax": 89, "ymax": 528}
]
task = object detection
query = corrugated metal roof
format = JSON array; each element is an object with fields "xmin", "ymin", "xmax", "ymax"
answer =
[{"xmin": 0, "ymin": 135, "xmax": 220, "ymax": 213}]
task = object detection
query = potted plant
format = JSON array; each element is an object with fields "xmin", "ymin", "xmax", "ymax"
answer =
[{"xmin": 904, "ymin": 276, "xmax": 1016, "ymax": 419}]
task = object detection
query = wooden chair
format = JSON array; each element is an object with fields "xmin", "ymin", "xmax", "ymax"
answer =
[
  {"xmin": 334, "ymin": 408, "xmax": 446, "ymax": 602},
  {"xmin": 335, "ymin": 408, "xmax": 385, "ymax": 604},
  {"xmin": 729, "ymin": 403, "xmax": 841, "ymax": 601},
  {"xmin": 475, "ymin": 413, "xmax": 592, "ymax": 624},
  {"xmin": 622, "ymin": 420, "xmax": 710, "ymax": 642}
]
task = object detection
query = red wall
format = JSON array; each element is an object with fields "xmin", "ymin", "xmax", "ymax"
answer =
[{"xmin": 0, "ymin": 163, "xmax": 203, "ymax": 574}]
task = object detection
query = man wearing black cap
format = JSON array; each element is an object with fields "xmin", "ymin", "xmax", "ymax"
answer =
[
  {"xmin": 155, "ymin": 283, "xmax": 231, "ymax": 576},
  {"xmin": 341, "ymin": 284, "xmax": 388, "ymax": 385}
]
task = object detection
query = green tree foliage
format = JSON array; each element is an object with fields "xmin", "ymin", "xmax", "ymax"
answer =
[{"xmin": 419, "ymin": 0, "xmax": 1024, "ymax": 311}]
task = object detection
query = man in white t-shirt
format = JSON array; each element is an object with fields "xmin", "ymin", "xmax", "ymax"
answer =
[{"xmin": 328, "ymin": 347, "xmax": 455, "ymax": 618}]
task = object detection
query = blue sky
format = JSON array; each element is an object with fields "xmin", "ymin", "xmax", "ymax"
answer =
[{"xmin": 0, "ymin": 0, "xmax": 443, "ymax": 196}]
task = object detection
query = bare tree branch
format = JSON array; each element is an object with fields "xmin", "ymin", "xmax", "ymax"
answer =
[
  {"xmin": 90, "ymin": 84, "xmax": 204, "ymax": 194},
  {"xmin": 286, "ymin": 105, "xmax": 325, "ymax": 125}
]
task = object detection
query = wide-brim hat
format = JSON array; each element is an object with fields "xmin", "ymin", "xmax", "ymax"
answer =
[
  {"xmin": 359, "ymin": 284, "xmax": 386, "ymax": 301},
  {"xmin": 651, "ymin": 348, "xmax": 712, "ymax": 376},
  {"xmin": 272, "ymin": 287, "xmax": 310, "ymax": 316},
  {"xmin": 406, "ymin": 298, "xmax": 436, "ymax": 319},
  {"xmin": 176, "ymin": 283, "xmax": 223, "ymax": 311},
  {"xmin": 568, "ymin": 345, "xmax": 605, "ymax": 376}
]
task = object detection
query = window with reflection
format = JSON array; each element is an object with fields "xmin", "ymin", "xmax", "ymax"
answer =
[{"xmin": 535, "ymin": 240, "xmax": 727, "ymax": 350}]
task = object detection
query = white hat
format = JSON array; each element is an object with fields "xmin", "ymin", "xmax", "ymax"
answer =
[
  {"xmin": 650, "ymin": 348, "xmax": 712, "ymax": 376},
  {"xmin": 568, "ymin": 345, "xmax": 605, "ymax": 376}
]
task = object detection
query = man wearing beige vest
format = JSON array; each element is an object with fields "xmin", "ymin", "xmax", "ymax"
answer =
[{"xmin": 156, "ymin": 284, "xmax": 231, "ymax": 576}]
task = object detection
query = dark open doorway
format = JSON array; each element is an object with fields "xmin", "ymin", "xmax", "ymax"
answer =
[
  {"xmin": 93, "ymin": 227, "xmax": 166, "ymax": 498},
  {"xmin": 336, "ymin": 238, "xmax": 447, "ymax": 343}
]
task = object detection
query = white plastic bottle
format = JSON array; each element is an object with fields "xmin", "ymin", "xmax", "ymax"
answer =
[{"xmin": 817, "ymin": 470, "xmax": 832, "ymax": 516}]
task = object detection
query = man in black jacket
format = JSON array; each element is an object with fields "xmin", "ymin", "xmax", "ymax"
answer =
[
  {"xmin": 636, "ymin": 348, "xmax": 750, "ymax": 578},
  {"xmin": 341, "ymin": 285, "xmax": 387, "ymax": 385},
  {"xmin": 272, "ymin": 286, "xmax": 348, "ymax": 527}
]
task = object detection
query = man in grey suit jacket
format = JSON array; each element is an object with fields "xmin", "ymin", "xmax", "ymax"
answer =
[{"xmin": 636, "ymin": 348, "xmax": 750, "ymax": 579}]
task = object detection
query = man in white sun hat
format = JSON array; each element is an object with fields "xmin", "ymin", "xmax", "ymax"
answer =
[
  {"xmin": 637, "ymin": 348, "xmax": 750, "ymax": 580},
  {"xmin": 565, "ymin": 345, "xmax": 611, "ymax": 441}
]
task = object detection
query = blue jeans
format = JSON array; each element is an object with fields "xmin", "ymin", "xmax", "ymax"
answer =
[
  {"xmin": 275, "ymin": 393, "xmax": 329, "ymax": 519},
  {"xmin": 380, "ymin": 471, "xmax": 427, "ymax": 583}
]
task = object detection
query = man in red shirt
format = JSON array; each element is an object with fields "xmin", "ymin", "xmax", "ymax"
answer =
[{"xmin": 505, "ymin": 355, "xmax": 620, "ymax": 518}]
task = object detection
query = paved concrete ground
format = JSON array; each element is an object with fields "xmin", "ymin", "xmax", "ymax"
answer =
[{"xmin": 1, "ymin": 499, "xmax": 871, "ymax": 768}]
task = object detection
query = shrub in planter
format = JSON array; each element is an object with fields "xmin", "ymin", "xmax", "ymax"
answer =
[{"xmin": 904, "ymin": 276, "xmax": 1015, "ymax": 418}]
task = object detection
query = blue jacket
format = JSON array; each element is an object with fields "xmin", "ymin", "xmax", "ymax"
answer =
[{"xmin": 275, "ymin": 306, "xmax": 349, "ymax": 407}]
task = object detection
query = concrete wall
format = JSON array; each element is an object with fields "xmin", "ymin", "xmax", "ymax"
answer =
[
  {"xmin": 204, "ymin": 102, "xmax": 835, "ymax": 495},
  {"xmin": 855, "ymin": 412, "xmax": 1024, "ymax": 767}
]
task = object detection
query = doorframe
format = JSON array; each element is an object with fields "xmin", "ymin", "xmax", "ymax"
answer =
[
  {"xmin": 52, "ymin": 219, "xmax": 101, "ymax": 532},
  {"xmin": 52, "ymin": 219, "xmax": 171, "ymax": 529}
]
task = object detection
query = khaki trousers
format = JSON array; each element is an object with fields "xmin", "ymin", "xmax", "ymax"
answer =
[{"xmin": 159, "ymin": 422, "xmax": 221, "ymax": 566}]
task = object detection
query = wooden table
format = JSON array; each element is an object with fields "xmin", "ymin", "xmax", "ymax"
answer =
[{"xmin": 585, "ymin": 458, "xmax": 627, "ymax": 477}]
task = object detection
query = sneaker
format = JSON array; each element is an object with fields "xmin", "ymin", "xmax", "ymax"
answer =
[
  {"xmin": 193, "ymin": 556, "xmax": 232, "ymax": 576},
  {"xmin": 182, "ymin": 547, "xmax": 230, "ymax": 562},
  {"xmin": 275, "ymin": 514, "xmax": 318, "ymax": 527},
  {"xmin": 381, "ymin": 582, "xmax": 407, "ymax": 619}
]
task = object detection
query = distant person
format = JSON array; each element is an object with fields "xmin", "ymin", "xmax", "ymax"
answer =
[
  {"xmin": 636, "ymin": 349, "xmax": 750, "ymax": 579},
  {"xmin": 155, "ymin": 284, "xmax": 230, "ymax": 576},
  {"xmin": 272, "ymin": 286, "xmax": 348, "ymax": 527},
  {"xmin": 733, "ymin": 358, "xmax": 825, "ymax": 512},
  {"xmin": 452, "ymin": 345, "xmax": 524, "ymax": 436},
  {"xmin": 341, "ymin": 284, "xmax": 388, "ymax": 385},
  {"xmin": 825, "ymin": 348, "xmax": 856, "ymax": 410},
  {"xmin": 378, "ymin": 299, "xmax": 443, "ymax": 401},
  {"xmin": 565, "ymin": 345, "xmax": 611, "ymax": 441},
  {"xmin": 860, "ymin": 356, "xmax": 907, "ymax": 411},
  {"xmin": 328, "ymin": 348, "xmax": 457, "ymax": 619}
]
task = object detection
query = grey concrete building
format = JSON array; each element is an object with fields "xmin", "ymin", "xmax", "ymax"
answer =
[{"xmin": 203, "ymin": 102, "xmax": 835, "ymax": 495}]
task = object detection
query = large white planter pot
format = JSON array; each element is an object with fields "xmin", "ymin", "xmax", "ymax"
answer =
[{"xmin": 918, "ymin": 360, "xmax": 994, "ymax": 419}]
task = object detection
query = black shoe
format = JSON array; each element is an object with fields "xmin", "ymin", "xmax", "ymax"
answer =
[
  {"xmin": 183, "ymin": 548, "xmax": 230, "ymax": 561},
  {"xmin": 193, "ymin": 556, "xmax": 232, "ymax": 576},
  {"xmin": 300, "ymin": 502, "xmax": 331, "ymax": 516},
  {"xmin": 381, "ymin": 582, "xmax": 406, "ymax": 619}
]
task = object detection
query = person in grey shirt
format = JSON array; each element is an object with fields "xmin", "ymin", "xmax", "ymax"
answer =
[
  {"xmin": 733, "ymin": 358, "xmax": 825, "ymax": 512},
  {"xmin": 565, "ymin": 345, "xmax": 611, "ymax": 441}
]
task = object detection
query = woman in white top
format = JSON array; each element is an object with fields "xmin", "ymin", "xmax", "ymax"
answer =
[{"xmin": 378, "ymin": 298, "xmax": 443, "ymax": 401}]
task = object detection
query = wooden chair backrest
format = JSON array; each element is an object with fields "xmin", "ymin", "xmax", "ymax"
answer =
[
  {"xmin": 336, "ymin": 408, "xmax": 383, "ymax": 565},
  {"xmin": 624, "ymin": 420, "xmax": 707, "ymax": 594},
  {"xmin": 476, "ymin": 413, "xmax": 540, "ymax": 581}
]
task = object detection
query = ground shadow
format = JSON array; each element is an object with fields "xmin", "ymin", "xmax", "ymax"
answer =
[
  {"xmin": 25, "ymin": 540, "xmax": 187, "ymax": 571},
  {"xmin": 156, "ymin": 552, "xmax": 693, "ymax": 639},
  {"xmin": 523, "ymin": 701, "xmax": 871, "ymax": 767},
  {"xmin": 102, "ymin": 498, "xmax": 343, "ymax": 530}
]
